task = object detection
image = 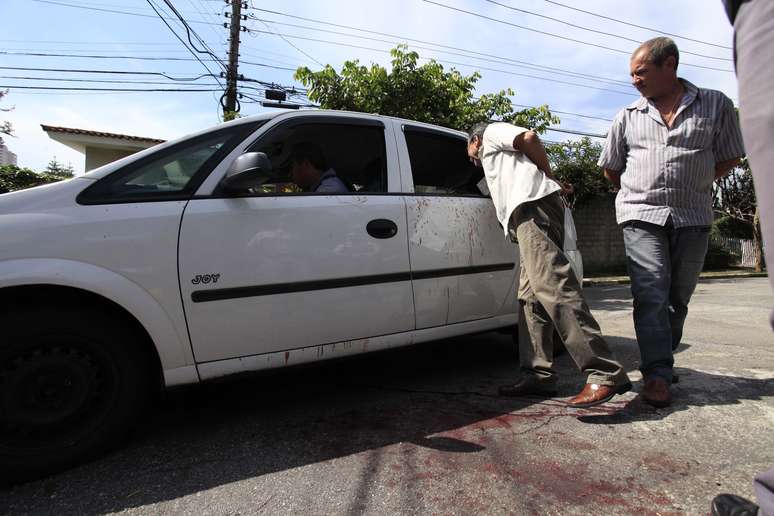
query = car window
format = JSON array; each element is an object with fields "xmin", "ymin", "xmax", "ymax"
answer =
[
  {"xmin": 404, "ymin": 128, "xmax": 485, "ymax": 196},
  {"xmin": 244, "ymin": 122, "xmax": 388, "ymax": 194},
  {"xmin": 78, "ymin": 122, "xmax": 262, "ymax": 204}
]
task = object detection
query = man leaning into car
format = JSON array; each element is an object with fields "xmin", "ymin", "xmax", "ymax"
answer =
[{"xmin": 468, "ymin": 121, "xmax": 631, "ymax": 408}]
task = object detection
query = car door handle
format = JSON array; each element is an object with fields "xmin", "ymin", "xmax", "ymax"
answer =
[{"xmin": 366, "ymin": 219, "xmax": 398, "ymax": 239}]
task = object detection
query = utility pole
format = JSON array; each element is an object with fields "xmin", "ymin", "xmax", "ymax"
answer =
[{"xmin": 223, "ymin": 0, "xmax": 244, "ymax": 121}]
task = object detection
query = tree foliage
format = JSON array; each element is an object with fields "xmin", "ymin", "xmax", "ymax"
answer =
[
  {"xmin": 295, "ymin": 46, "xmax": 559, "ymax": 132},
  {"xmin": 44, "ymin": 157, "xmax": 75, "ymax": 177},
  {"xmin": 713, "ymin": 158, "xmax": 756, "ymax": 225},
  {"xmin": 546, "ymin": 137, "xmax": 613, "ymax": 208},
  {"xmin": 0, "ymin": 89, "xmax": 12, "ymax": 145},
  {"xmin": 713, "ymin": 158, "xmax": 763, "ymax": 270},
  {"xmin": 0, "ymin": 164, "xmax": 72, "ymax": 194}
]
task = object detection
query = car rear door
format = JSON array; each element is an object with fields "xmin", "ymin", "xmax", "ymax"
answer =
[
  {"xmin": 395, "ymin": 123, "xmax": 519, "ymax": 328},
  {"xmin": 177, "ymin": 115, "xmax": 414, "ymax": 365}
]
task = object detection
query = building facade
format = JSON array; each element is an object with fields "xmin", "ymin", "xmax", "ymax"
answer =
[
  {"xmin": 41, "ymin": 125, "xmax": 164, "ymax": 172},
  {"xmin": 0, "ymin": 143, "xmax": 17, "ymax": 166}
]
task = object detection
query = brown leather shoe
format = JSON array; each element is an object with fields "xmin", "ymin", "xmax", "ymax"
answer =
[
  {"xmin": 642, "ymin": 376, "xmax": 672, "ymax": 408},
  {"xmin": 564, "ymin": 381, "xmax": 632, "ymax": 408},
  {"xmin": 498, "ymin": 376, "xmax": 558, "ymax": 397}
]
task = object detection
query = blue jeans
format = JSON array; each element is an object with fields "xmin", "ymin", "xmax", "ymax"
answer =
[{"xmin": 622, "ymin": 219, "xmax": 710, "ymax": 382}]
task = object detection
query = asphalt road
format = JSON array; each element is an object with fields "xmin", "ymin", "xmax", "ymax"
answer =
[{"xmin": 1, "ymin": 278, "xmax": 772, "ymax": 515}]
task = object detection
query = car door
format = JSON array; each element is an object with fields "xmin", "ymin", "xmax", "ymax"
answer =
[
  {"xmin": 178, "ymin": 115, "xmax": 415, "ymax": 364},
  {"xmin": 395, "ymin": 123, "xmax": 519, "ymax": 328}
]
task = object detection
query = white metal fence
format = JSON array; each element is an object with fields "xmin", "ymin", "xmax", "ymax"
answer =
[{"xmin": 711, "ymin": 236, "xmax": 759, "ymax": 267}]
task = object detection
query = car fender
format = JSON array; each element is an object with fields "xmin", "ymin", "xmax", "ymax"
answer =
[{"xmin": 0, "ymin": 258, "xmax": 199, "ymax": 386}]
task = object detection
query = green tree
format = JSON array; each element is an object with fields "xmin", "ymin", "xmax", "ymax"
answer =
[
  {"xmin": 546, "ymin": 137, "xmax": 613, "ymax": 208},
  {"xmin": 295, "ymin": 45, "xmax": 558, "ymax": 132},
  {"xmin": 713, "ymin": 158, "xmax": 763, "ymax": 271},
  {"xmin": 44, "ymin": 157, "xmax": 75, "ymax": 177},
  {"xmin": 0, "ymin": 164, "xmax": 71, "ymax": 194}
]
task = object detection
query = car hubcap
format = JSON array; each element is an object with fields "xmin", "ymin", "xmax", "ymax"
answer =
[{"xmin": 0, "ymin": 340, "xmax": 114, "ymax": 453}]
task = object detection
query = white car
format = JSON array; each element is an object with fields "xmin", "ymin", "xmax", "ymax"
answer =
[{"xmin": 0, "ymin": 110, "xmax": 582, "ymax": 481}]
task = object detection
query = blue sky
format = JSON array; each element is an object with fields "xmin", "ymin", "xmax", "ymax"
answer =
[{"xmin": 0, "ymin": 0, "xmax": 736, "ymax": 173}]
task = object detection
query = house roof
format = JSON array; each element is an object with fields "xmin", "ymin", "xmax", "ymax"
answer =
[{"xmin": 40, "ymin": 124, "xmax": 166, "ymax": 144}]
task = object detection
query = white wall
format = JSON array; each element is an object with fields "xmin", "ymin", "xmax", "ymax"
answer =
[{"xmin": 84, "ymin": 147, "xmax": 137, "ymax": 172}]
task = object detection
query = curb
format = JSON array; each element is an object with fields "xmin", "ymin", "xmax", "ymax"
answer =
[{"xmin": 583, "ymin": 271, "xmax": 768, "ymax": 287}]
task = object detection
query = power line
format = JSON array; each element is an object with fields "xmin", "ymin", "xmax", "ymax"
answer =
[
  {"xmin": 185, "ymin": 0, "xmax": 227, "ymax": 43},
  {"xmin": 242, "ymin": 28, "xmax": 638, "ymax": 97},
  {"xmin": 0, "ymin": 65, "xmax": 302, "ymax": 95},
  {"xmin": 483, "ymin": 0, "xmax": 731, "ymax": 61},
  {"xmin": 246, "ymin": 14, "xmax": 632, "ymax": 87},
  {"xmin": 0, "ymin": 85, "xmax": 222, "ymax": 92},
  {"xmin": 145, "ymin": 0, "xmax": 225, "ymax": 86},
  {"xmin": 252, "ymin": 15, "xmax": 323, "ymax": 67},
  {"xmin": 422, "ymin": 0, "xmax": 734, "ymax": 73},
  {"xmin": 512, "ymin": 103, "xmax": 613, "ymax": 122},
  {"xmin": 31, "ymin": 0, "xmax": 215, "ymax": 25},
  {"xmin": 0, "ymin": 50, "xmax": 293, "ymax": 72},
  {"xmin": 0, "ymin": 65, "xmax": 215, "ymax": 80},
  {"xmin": 0, "ymin": 75, "xmax": 272, "ymax": 96},
  {"xmin": 541, "ymin": 0, "xmax": 732, "ymax": 50},
  {"xmin": 0, "ymin": 39, "xmax": 184, "ymax": 45},
  {"xmin": 545, "ymin": 126, "xmax": 607, "ymax": 138},
  {"xmin": 0, "ymin": 75, "xmax": 222, "ymax": 86},
  {"xmin": 159, "ymin": 0, "xmax": 226, "ymax": 70},
  {"xmin": 0, "ymin": 65, "xmax": 302, "ymax": 97}
]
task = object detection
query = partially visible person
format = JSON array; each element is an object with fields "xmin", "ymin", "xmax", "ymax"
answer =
[
  {"xmin": 289, "ymin": 142, "xmax": 349, "ymax": 193},
  {"xmin": 599, "ymin": 37, "xmax": 745, "ymax": 408},
  {"xmin": 711, "ymin": 467, "xmax": 774, "ymax": 516},
  {"xmin": 725, "ymin": 0, "xmax": 774, "ymax": 330},
  {"xmin": 468, "ymin": 121, "xmax": 631, "ymax": 408},
  {"xmin": 709, "ymin": 3, "xmax": 774, "ymax": 515}
]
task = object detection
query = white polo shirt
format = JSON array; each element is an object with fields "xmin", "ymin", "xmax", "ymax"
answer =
[{"xmin": 480, "ymin": 122, "xmax": 561, "ymax": 237}]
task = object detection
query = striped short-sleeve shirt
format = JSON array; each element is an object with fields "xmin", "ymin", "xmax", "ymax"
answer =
[{"xmin": 598, "ymin": 79, "xmax": 745, "ymax": 227}]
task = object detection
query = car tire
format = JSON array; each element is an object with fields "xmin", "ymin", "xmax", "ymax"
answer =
[{"xmin": 0, "ymin": 305, "xmax": 152, "ymax": 485}]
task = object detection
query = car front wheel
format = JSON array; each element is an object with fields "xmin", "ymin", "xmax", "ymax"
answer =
[{"xmin": 0, "ymin": 306, "xmax": 152, "ymax": 484}]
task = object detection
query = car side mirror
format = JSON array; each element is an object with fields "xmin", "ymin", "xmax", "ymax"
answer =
[{"xmin": 220, "ymin": 152, "xmax": 273, "ymax": 194}]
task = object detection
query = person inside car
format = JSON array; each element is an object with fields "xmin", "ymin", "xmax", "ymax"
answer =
[{"xmin": 289, "ymin": 142, "xmax": 349, "ymax": 193}]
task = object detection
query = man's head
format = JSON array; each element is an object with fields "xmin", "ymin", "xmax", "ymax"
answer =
[
  {"xmin": 289, "ymin": 142, "xmax": 327, "ymax": 190},
  {"xmin": 630, "ymin": 37, "xmax": 680, "ymax": 100},
  {"xmin": 467, "ymin": 122, "xmax": 489, "ymax": 167}
]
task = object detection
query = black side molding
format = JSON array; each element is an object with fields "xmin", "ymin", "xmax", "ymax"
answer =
[{"xmin": 191, "ymin": 263, "xmax": 515, "ymax": 303}]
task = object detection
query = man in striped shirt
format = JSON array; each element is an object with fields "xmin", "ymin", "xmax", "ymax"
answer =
[{"xmin": 599, "ymin": 37, "xmax": 745, "ymax": 408}]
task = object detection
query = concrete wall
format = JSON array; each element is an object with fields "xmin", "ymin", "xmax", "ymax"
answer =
[
  {"xmin": 572, "ymin": 194, "xmax": 627, "ymax": 273},
  {"xmin": 84, "ymin": 147, "xmax": 137, "ymax": 172}
]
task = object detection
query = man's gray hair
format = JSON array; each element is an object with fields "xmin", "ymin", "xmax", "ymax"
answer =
[
  {"xmin": 633, "ymin": 37, "xmax": 679, "ymax": 69},
  {"xmin": 468, "ymin": 122, "xmax": 490, "ymax": 144}
]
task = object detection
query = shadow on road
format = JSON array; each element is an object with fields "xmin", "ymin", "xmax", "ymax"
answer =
[
  {"xmin": 0, "ymin": 332, "xmax": 551, "ymax": 513},
  {"xmin": 3, "ymin": 283, "xmax": 768, "ymax": 513},
  {"xmin": 578, "ymin": 338, "xmax": 774, "ymax": 425}
]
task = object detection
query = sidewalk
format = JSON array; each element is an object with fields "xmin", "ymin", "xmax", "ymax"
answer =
[{"xmin": 583, "ymin": 268, "xmax": 768, "ymax": 287}]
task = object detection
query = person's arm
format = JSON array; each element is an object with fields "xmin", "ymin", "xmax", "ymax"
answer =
[
  {"xmin": 512, "ymin": 130, "xmax": 573, "ymax": 195},
  {"xmin": 712, "ymin": 96, "xmax": 745, "ymax": 180},
  {"xmin": 598, "ymin": 111, "xmax": 627, "ymax": 191},
  {"xmin": 603, "ymin": 169, "xmax": 621, "ymax": 189},
  {"xmin": 715, "ymin": 158, "xmax": 741, "ymax": 180}
]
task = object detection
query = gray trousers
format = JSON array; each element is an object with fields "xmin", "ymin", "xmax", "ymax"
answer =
[
  {"xmin": 736, "ymin": 0, "xmax": 774, "ymax": 331},
  {"xmin": 511, "ymin": 193, "xmax": 627, "ymax": 387},
  {"xmin": 622, "ymin": 219, "xmax": 710, "ymax": 383}
]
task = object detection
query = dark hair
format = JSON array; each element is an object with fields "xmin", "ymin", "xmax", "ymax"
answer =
[
  {"xmin": 634, "ymin": 37, "xmax": 680, "ymax": 69},
  {"xmin": 290, "ymin": 141, "xmax": 327, "ymax": 170},
  {"xmin": 467, "ymin": 122, "xmax": 490, "ymax": 144}
]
